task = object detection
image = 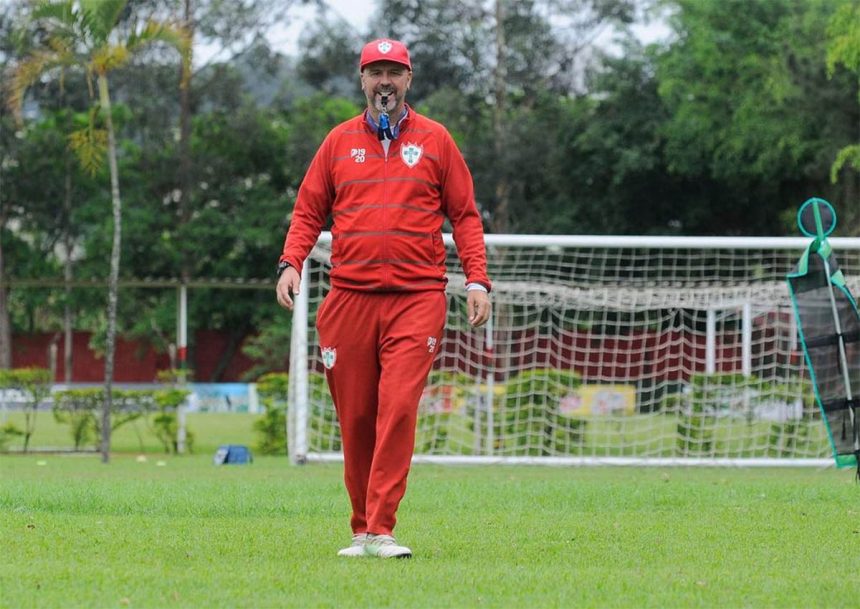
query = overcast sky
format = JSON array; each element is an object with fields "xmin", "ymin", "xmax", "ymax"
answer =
[
  {"xmin": 194, "ymin": 0, "xmax": 374, "ymax": 67},
  {"xmin": 197, "ymin": 0, "xmax": 669, "ymax": 67},
  {"xmin": 265, "ymin": 0, "xmax": 375, "ymax": 57},
  {"xmin": 275, "ymin": 0, "xmax": 669, "ymax": 55}
]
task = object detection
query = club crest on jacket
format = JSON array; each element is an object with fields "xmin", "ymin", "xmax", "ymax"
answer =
[
  {"xmin": 321, "ymin": 347, "xmax": 337, "ymax": 369},
  {"xmin": 401, "ymin": 142, "xmax": 423, "ymax": 168}
]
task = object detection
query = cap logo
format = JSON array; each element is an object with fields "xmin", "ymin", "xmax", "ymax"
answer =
[{"xmin": 377, "ymin": 41, "xmax": 392, "ymax": 54}]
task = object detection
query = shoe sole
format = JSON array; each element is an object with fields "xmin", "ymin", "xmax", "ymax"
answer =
[{"xmin": 364, "ymin": 549, "xmax": 412, "ymax": 559}]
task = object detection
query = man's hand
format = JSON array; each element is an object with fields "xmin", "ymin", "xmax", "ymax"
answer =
[
  {"xmin": 467, "ymin": 289, "xmax": 491, "ymax": 327},
  {"xmin": 276, "ymin": 266, "xmax": 301, "ymax": 310}
]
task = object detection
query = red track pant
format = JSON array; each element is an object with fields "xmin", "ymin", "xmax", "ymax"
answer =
[{"xmin": 316, "ymin": 288, "xmax": 447, "ymax": 536}]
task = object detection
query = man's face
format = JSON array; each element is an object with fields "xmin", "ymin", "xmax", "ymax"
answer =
[{"xmin": 360, "ymin": 61, "xmax": 412, "ymax": 115}]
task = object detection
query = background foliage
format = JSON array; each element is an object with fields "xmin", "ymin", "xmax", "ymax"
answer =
[{"xmin": 2, "ymin": 0, "xmax": 858, "ymax": 380}]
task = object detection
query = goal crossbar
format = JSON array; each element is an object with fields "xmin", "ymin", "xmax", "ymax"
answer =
[{"xmin": 288, "ymin": 233, "xmax": 860, "ymax": 467}]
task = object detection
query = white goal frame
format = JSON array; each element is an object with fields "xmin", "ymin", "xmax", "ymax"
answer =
[{"xmin": 288, "ymin": 232, "xmax": 860, "ymax": 467}]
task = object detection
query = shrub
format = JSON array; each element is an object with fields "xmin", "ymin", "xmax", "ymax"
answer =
[
  {"xmin": 253, "ymin": 372, "xmax": 289, "ymax": 455},
  {"xmin": 501, "ymin": 368, "xmax": 585, "ymax": 456},
  {"xmin": 309, "ymin": 373, "xmax": 340, "ymax": 452},
  {"xmin": 0, "ymin": 368, "xmax": 52, "ymax": 452},
  {"xmin": 52, "ymin": 389, "xmax": 101, "ymax": 450},
  {"xmin": 670, "ymin": 373, "xmax": 816, "ymax": 457},
  {"xmin": 52, "ymin": 388, "xmax": 191, "ymax": 453},
  {"xmin": 416, "ymin": 371, "xmax": 473, "ymax": 454},
  {"xmin": 151, "ymin": 388, "xmax": 193, "ymax": 454},
  {"xmin": 0, "ymin": 421, "xmax": 23, "ymax": 453}
]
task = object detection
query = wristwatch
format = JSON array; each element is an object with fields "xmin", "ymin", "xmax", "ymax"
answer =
[{"xmin": 276, "ymin": 261, "xmax": 291, "ymax": 278}]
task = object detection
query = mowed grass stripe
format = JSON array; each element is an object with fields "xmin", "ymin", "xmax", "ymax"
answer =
[
  {"xmin": 3, "ymin": 410, "xmax": 834, "ymax": 459},
  {"xmin": 2, "ymin": 456, "xmax": 858, "ymax": 608}
]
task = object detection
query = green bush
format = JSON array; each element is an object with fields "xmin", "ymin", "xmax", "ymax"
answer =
[
  {"xmin": 675, "ymin": 373, "xmax": 745, "ymax": 456},
  {"xmin": 671, "ymin": 374, "xmax": 816, "ymax": 457},
  {"xmin": 260, "ymin": 372, "xmax": 340, "ymax": 455},
  {"xmin": 0, "ymin": 368, "xmax": 52, "ymax": 453},
  {"xmin": 253, "ymin": 372, "xmax": 289, "ymax": 455},
  {"xmin": 500, "ymin": 368, "xmax": 585, "ymax": 456},
  {"xmin": 416, "ymin": 412, "xmax": 452, "ymax": 453},
  {"xmin": 418, "ymin": 371, "xmax": 473, "ymax": 454},
  {"xmin": 52, "ymin": 389, "xmax": 101, "ymax": 450},
  {"xmin": 764, "ymin": 378, "xmax": 815, "ymax": 457},
  {"xmin": 152, "ymin": 388, "xmax": 194, "ymax": 454},
  {"xmin": 52, "ymin": 388, "xmax": 191, "ymax": 453},
  {"xmin": 152, "ymin": 370, "xmax": 195, "ymax": 454},
  {"xmin": 0, "ymin": 421, "xmax": 23, "ymax": 453},
  {"xmin": 309, "ymin": 373, "xmax": 340, "ymax": 452}
]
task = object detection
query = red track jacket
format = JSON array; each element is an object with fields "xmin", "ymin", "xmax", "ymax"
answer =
[{"xmin": 280, "ymin": 107, "xmax": 491, "ymax": 292}]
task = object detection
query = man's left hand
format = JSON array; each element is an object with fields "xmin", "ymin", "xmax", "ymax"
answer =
[{"xmin": 467, "ymin": 289, "xmax": 491, "ymax": 327}]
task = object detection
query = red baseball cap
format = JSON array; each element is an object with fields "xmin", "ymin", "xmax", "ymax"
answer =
[{"xmin": 359, "ymin": 38, "xmax": 412, "ymax": 71}]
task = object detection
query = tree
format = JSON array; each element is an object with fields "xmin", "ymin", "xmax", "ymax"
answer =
[
  {"xmin": 0, "ymin": 118, "xmax": 22, "ymax": 368},
  {"xmin": 0, "ymin": 106, "xmax": 103, "ymax": 363},
  {"xmin": 179, "ymin": 95, "xmax": 355, "ymax": 380},
  {"xmin": 176, "ymin": 0, "xmax": 301, "ymax": 374},
  {"xmin": 656, "ymin": 0, "xmax": 858, "ymax": 234},
  {"xmin": 116, "ymin": 0, "xmax": 308, "ymax": 380},
  {"xmin": 7, "ymin": 0, "xmax": 190, "ymax": 462},
  {"xmin": 0, "ymin": 1, "xmax": 28, "ymax": 369},
  {"xmin": 826, "ymin": 1, "xmax": 860, "ymax": 230},
  {"xmin": 370, "ymin": 0, "xmax": 633, "ymax": 232},
  {"xmin": 540, "ymin": 40, "xmax": 684, "ymax": 235}
]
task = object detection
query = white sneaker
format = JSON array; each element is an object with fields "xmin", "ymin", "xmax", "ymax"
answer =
[
  {"xmin": 363, "ymin": 534, "xmax": 412, "ymax": 559},
  {"xmin": 337, "ymin": 533, "xmax": 368, "ymax": 557}
]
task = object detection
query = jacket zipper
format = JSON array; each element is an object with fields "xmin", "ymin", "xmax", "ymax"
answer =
[{"xmin": 381, "ymin": 135, "xmax": 390, "ymax": 288}]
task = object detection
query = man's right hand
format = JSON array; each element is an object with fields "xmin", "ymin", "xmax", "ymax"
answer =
[{"xmin": 276, "ymin": 266, "xmax": 302, "ymax": 310}]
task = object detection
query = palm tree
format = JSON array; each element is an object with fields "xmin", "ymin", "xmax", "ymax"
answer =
[{"xmin": 7, "ymin": 0, "xmax": 190, "ymax": 463}]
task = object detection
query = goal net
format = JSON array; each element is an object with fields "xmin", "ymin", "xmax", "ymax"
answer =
[{"xmin": 288, "ymin": 233, "xmax": 860, "ymax": 466}]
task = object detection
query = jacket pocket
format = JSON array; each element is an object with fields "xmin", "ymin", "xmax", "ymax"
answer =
[
  {"xmin": 429, "ymin": 232, "xmax": 440, "ymax": 265},
  {"xmin": 315, "ymin": 291, "xmax": 331, "ymax": 330}
]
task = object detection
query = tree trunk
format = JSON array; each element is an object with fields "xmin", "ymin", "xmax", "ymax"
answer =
[
  {"xmin": 492, "ymin": 0, "xmax": 511, "ymax": 233},
  {"xmin": 489, "ymin": 1, "xmax": 512, "ymax": 432},
  {"xmin": 99, "ymin": 74, "xmax": 123, "ymax": 465},
  {"xmin": 177, "ymin": 0, "xmax": 195, "ymax": 378},
  {"xmin": 63, "ymin": 153, "xmax": 74, "ymax": 383},
  {"xmin": 848, "ymin": 81, "xmax": 860, "ymax": 236},
  {"xmin": 0, "ymin": 218, "xmax": 10, "ymax": 369},
  {"xmin": 179, "ymin": 0, "xmax": 194, "ymax": 244},
  {"xmin": 210, "ymin": 325, "xmax": 246, "ymax": 382}
]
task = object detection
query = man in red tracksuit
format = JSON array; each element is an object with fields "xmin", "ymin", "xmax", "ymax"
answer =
[{"xmin": 276, "ymin": 38, "xmax": 491, "ymax": 559}]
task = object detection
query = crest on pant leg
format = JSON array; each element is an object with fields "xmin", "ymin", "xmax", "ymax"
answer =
[{"xmin": 321, "ymin": 346, "xmax": 337, "ymax": 369}]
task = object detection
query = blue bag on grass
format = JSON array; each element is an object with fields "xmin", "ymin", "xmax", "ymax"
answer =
[{"xmin": 213, "ymin": 444, "xmax": 253, "ymax": 465}]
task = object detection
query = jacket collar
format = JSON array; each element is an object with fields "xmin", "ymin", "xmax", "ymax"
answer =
[{"xmin": 363, "ymin": 104, "xmax": 412, "ymax": 139}]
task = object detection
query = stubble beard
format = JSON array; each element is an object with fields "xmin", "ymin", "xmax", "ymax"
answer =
[{"xmin": 372, "ymin": 87, "xmax": 400, "ymax": 114}]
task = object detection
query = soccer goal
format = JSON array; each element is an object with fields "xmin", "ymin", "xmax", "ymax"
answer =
[{"xmin": 287, "ymin": 232, "xmax": 860, "ymax": 466}]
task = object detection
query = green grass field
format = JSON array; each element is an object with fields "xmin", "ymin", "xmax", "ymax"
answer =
[
  {"xmin": 2, "ymin": 409, "xmax": 833, "ymax": 460},
  {"xmin": 2, "ymin": 454, "xmax": 858, "ymax": 609},
  {"xmin": 1, "ymin": 412, "xmax": 257, "ymax": 455}
]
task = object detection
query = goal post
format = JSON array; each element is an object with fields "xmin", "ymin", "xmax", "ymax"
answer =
[{"xmin": 288, "ymin": 232, "xmax": 860, "ymax": 466}]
